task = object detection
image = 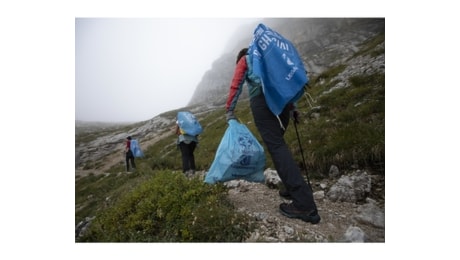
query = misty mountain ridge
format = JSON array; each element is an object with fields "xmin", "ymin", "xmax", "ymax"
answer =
[
  {"xmin": 188, "ymin": 18, "xmax": 384, "ymax": 107},
  {"xmin": 76, "ymin": 18, "xmax": 385, "ymax": 170},
  {"xmin": 75, "ymin": 18, "xmax": 384, "ymax": 124}
]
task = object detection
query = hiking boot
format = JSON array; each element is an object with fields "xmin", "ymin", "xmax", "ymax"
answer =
[
  {"xmin": 279, "ymin": 190, "xmax": 292, "ymax": 200},
  {"xmin": 279, "ymin": 203, "xmax": 321, "ymax": 224},
  {"xmin": 185, "ymin": 170, "xmax": 194, "ymax": 177}
]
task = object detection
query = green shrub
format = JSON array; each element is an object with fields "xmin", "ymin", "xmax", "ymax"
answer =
[
  {"xmin": 75, "ymin": 169, "xmax": 152, "ymax": 226},
  {"xmin": 297, "ymin": 71, "xmax": 385, "ymax": 174},
  {"xmin": 79, "ymin": 171, "xmax": 252, "ymax": 242}
]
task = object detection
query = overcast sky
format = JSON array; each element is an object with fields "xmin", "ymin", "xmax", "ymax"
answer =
[{"xmin": 76, "ymin": 18, "xmax": 260, "ymax": 122}]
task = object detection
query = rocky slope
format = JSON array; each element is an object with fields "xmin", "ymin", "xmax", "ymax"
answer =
[
  {"xmin": 188, "ymin": 18, "xmax": 384, "ymax": 106},
  {"xmin": 222, "ymin": 168, "xmax": 384, "ymax": 242},
  {"xmin": 75, "ymin": 18, "xmax": 385, "ymax": 242}
]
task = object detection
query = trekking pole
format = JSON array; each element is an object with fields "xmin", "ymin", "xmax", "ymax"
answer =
[{"xmin": 293, "ymin": 120, "xmax": 312, "ymax": 189}]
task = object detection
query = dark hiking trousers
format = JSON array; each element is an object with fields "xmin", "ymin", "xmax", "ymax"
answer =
[
  {"xmin": 250, "ymin": 94, "xmax": 317, "ymax": 211},
  {"xmin": 126, "ymin": 150, "xmax": 136, "ymax": 171},
  {"xmin": 179, "ymin": 141, "xmax": 197, "ymax": 173}
]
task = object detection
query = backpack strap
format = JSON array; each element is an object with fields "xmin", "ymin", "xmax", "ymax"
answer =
[{"xmin": 276, "ymin": 115, "xmax": 286, "ymax": 131}]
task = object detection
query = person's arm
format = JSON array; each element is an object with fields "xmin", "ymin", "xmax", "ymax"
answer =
[
  {"xmin": 175, "ymin": 124, "xmax": 180, "ymax": 135},
  {"xmin": 225, "ymin": 56, "xmax": 248, "ymax": 114}
]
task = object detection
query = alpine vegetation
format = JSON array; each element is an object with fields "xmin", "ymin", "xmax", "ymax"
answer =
[{"xmin": 76, "ymin": 18, "xmax": 385, "ymax": 242}]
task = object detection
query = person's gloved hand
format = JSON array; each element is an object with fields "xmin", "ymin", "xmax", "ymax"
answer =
[
  {"xmin": 288, "ymin": 103, "xmax": 300, "ymax": 124},
  {"xmin": 226, "ymin": 110, "xmax": 237, "ymax": 122},
  {"xmin": 291, "ymin": 109, "xmax": 300, "ymax": 124}
]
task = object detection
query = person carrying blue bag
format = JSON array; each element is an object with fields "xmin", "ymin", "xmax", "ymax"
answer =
[
  {"xmin": 175, "ymin": 111, "xmax": 202, "ymax": 176},
  {"xmin": 124, "ymin": 136, "xmax": 136, "ymax": 172},
  {"xmin": 224, "ymin": 23, "xmax": 320, "ymax": 224}
]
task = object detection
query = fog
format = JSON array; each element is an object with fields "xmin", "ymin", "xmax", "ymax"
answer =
[
  {"xmin": 76, "ymin": 18, "xmax": 260, "ymax": 122},
  {"xmin": 3, "ymin": 0, "xmax": 452, "ymax": 258}
]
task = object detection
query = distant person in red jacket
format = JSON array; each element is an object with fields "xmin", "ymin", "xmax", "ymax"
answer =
[{"xmin": 125, "ymin": 136, "xmax": 136, "ymax": 172}]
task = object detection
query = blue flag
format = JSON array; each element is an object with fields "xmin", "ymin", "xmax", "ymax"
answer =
[{"xmin": 248, "ymin": 23, "xmax": 308, "ymax": 116}]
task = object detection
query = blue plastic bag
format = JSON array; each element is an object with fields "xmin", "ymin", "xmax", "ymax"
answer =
[
  {"xmin": 248, "ymin": 23, "xmax": 308, "ymax": 116},
  {"xmin": 204, "ymin": 120, "xmax": 265, "ymax": 184},
  {"xmin": 130, "ymin": 139, "xmax": 144, "ymax": 158},
  {"xmin": 177, "ymin": 111, "xmax": 203, "ymax": 136}
]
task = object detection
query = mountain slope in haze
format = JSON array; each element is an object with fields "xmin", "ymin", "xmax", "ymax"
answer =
[
  {"xmin": 76, "ymin": 18, "xmax": 384, "ymax": 176},
  {"xmin": 188, "ymin": 18, "xmax": 384, "ymax": 107},
  {"xmin": 75, "ymin": 18, "xmax": 385, "ymax": 242}
]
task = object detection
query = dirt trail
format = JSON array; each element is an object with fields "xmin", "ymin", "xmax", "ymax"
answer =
[{"xmin": 75, "ymin": 128, "xmax": 385, "ymax": 242}]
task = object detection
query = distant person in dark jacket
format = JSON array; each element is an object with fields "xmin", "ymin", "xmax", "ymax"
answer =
[
  {"xmin": 225, "ymin": 47, "xmax": 320, "ymax": 224},
  {"xmin": 125, "ymin": 136, "xmax": 136, "ymax": 172},
  {"xmin": 175, "ymin": 122, "xmax": 198, "ymax": 176}
]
